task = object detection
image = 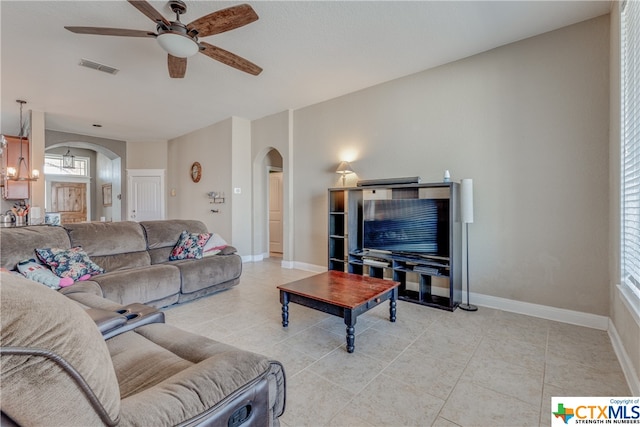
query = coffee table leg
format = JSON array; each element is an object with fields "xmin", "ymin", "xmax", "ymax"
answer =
[
  {"xmin": 280, "ymin": 291, "xmax": 289, "ymax": 327},
  {"xmin": 390, "ymin": 288, "xmax": 397, "ymax": 322},
  {"xmin": 344, "ymin": 311, "xmax": 356, "ymax": 353}
]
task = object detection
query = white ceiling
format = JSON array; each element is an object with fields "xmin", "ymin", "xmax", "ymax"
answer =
[{"xmin": 1, "ymin": 1, "xmax": 611, "ymax": 142}]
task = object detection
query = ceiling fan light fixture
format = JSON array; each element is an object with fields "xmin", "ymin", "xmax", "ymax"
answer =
[
  {"xmin": 65, "ymin": 1, "xmax": 261, "ymax": 77},
  {"xmin": 157, "ymin": 32, "xmax": 199, "ymax": 58}
]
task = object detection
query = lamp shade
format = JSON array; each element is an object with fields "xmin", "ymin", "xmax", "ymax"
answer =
[
  {"xmin": 461, "ymin": 178, "xmax": 474, "ymax": 224},
  {"xmin": 157, "ymin": 32, "xmax": 199, "ymax": 58},
  {"xmin": 335, "ymin": 161, "xmax": 354, "ymax": 174}
]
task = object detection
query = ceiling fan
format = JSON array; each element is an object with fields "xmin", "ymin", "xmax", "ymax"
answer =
[{"xmin": 65, "ymin": 0, "xmax": 262, "ymax": 78}]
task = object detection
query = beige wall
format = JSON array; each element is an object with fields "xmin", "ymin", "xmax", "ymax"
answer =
[
  {"xmin": 290, "ymin": 16, "xmax": 611, "ymax": 315},
  {"xmin": 231, "ymin": 117, "xmax": 253, "ymax": 256},
  {"xmin": 167, "ymin": 119, "xmax": 236, "ymax": 251},
  {"xmin": 126, "ymin": 140, "xmax": 168, "ymax": 170},
  {"xmin": 608, "ymin": 3, "xmax": 640, "ymax": 394}
]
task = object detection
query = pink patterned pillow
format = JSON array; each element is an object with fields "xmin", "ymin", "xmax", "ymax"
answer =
[{"xmin": 169, "ymin": 231, "xmax": 211, "ymax": 261}]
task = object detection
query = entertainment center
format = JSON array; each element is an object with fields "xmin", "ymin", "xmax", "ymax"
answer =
[{"xmin": 328, "ymin": 182, "xmax": 462, "ymax": 310}]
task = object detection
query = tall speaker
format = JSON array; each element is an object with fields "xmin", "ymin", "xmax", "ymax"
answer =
[{"xmin": 459, "ymin": 179, "xmax": 477, "ymax": 311}]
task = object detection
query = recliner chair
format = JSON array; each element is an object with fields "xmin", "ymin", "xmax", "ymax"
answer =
[{"xmin": 0, "ymin": 272, "xmax": 285, "ymax": 426}]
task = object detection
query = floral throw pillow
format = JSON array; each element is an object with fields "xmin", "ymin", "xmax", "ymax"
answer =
[
  {"xmin": 35, "ymin": 246, "xmax": 105, "ymax": 281},
  {"xmin": 169, "ymin": 231, "xmax": 211, "ymax": 261}
]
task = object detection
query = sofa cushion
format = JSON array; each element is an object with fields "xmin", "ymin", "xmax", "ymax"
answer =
[
  {"xmin": 35, "ymin": 246, "xmax": 105, "ymax": 280},
  {"xmin": 64, "ymin": 222, "xmax": 152, "ymax": 273},
  {"xmin": 110, "ymin": 323, "xmax": 274, "ymax": 426},
  {"xmin": 90, "ymin": 251, "xmax": 151, "ymax": 272},
  {"xmin": 141, "ymin": 219, "xmax": 209, "ymax": 250},
  {"xmin": 0, "ymin": 272, "xmax": 121, "ymax": 426},
  {"xmin": 0, "ymin": 225, "xmax": 71, "ymax": 271},
  {"xmin": 65, "ymin": 221, "xmax": 147, "ymax": 256},
  {"xmin": 58, "ymin": 279, "xmax": 104, "ymax": 298},
  {"xmin": 169, "ymin": 254, "xmax": 242, "ymax": 294},
  {"xmin": 169, "ymin": 230, "xmax": 211, "ymax": 261},
  {"xmin": 90, "ymin": 265, "xmax": 181, "ymax": 307}
]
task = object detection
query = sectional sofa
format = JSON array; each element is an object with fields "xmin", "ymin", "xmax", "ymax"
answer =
[
  {"xmin": 0, "ymin": 219, "xmax": 242, "ymax": 307},
  {"xmin": 1, "ymin": 271, "xmax": 286, "ymax": 426},
  {"xmin": 0, "ymin": 220, "xmax": 286, "ymax": 426}
]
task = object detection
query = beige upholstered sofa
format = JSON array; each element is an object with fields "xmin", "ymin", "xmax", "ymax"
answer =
[
  {"xmin": 0, "ymin": 272, "xmax": 286, "ymax": 426},
  {"xmin": 0, "ymin": 219, "xmax": 242, "ymax": 308}
]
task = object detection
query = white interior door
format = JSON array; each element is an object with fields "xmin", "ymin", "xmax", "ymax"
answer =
[
  {"xmin": 127, "ymin": 169, "xmax": 165, "ymax": 221},
  {"xmin": 269, "ymin": 171, "xmax": 283, "ymax": 254}
]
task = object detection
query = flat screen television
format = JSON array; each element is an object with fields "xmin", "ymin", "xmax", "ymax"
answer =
[{"xmin": 362, "ymin": 198, "xmax": 449, "ymax": 258}]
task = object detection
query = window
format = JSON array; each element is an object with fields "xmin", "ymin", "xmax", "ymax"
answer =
[
  {"xmin": 621, "ymin": 0, "xmax": 640, "ymax": 299},
  {"xmin": 44, "ymin": 154, "xmax": 89, "ymax": 177}
]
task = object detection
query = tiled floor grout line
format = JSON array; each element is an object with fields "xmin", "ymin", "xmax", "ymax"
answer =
[
  {"xmin": 429, "ymin": 324, "xmax": 489, "ymax": 427},
  {"xmin": 539, "ymin": 326, "xmax": 551, "ymax": 426},
  {"xmin": 166, "ymin": 260, "xmax": 629, "ymax": 427}
]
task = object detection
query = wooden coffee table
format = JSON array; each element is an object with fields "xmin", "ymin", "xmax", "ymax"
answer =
[{"xmin": 277, "ymin": 271, "xmax": 400, "ymax": 353}]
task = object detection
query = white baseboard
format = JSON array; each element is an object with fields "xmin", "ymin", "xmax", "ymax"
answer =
[
  {"xmin": 241, "ymin": 254, "xmax": 263, "ymax": 263},
  {"xmin": 469, "ymin": 291, "xmax": 610, "ymax": 330},
  {"xmin": 250, "ymin": 260, "xmax": 638, "ymax": 393},
  {"xmin": 280, "ymin": 260, "xmax": 294, "ymax": 269},
  {"xmin": 289, "ymin": 261, "xmax": 326, "ymax": 273},
  {"xmin": 608, "ymin": 319, "xmax": 640, "ymax": 396},
  {"xmin": 267, "ymin": 264, "xmax": 607, "ymax": 331},
  {"xmin": 469, "ymin": 292, "xmax": 637, "ymax": 395}
]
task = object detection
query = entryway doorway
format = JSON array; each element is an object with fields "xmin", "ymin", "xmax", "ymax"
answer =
[
  {"xmin": 253, "ymin": 146, "xmax": 288, "ymax": 263},
  {"xmin": 269, "ymin": 170, "xmax": 283, "ymax": 256}
]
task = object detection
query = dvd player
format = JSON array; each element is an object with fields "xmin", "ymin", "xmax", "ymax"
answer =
[{"xmin": 363, "ymin": 258, "xmax": 390, "ymax": 268}]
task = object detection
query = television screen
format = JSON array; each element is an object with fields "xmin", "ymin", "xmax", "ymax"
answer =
[{"xmin": 363, "ymin": 198, "xmax": 449, "ymax": 257}]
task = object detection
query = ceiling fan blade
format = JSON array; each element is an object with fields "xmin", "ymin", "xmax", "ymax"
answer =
[
  {"xmin": 188, "ymin": 4, "xmax": 258, "ymax": 38},
  {"xmin": 65, "ymin": 26, "xmax": 155, "ymax": 37},
  {"xmin": 128, "ymin": 0, "xmax": 170, "ymax": 27},
  {"xmin": 199, "ymin": 42, "xmax": 262, "ymax": 76},
  {"xmin": 168, "ymin": 55, "xmax": 187, "ymax": 78}
]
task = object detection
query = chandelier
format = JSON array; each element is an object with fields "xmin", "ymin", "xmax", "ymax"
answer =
[
  {"xmin": 62, "ymin": 148, "xmax": 75, "ymax": 169},
  {"xmin": 1, "ymin": 100, "xmax": 39, "ymax": 182}
]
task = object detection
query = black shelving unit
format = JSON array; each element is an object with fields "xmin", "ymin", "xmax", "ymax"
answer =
[
  {"xmin": 327, "ymin": 183, "xmax": 462, "ymax": 311},
  {"xmin": 328, "ymin": 189, "xmax": 348, "ymax": 272}
]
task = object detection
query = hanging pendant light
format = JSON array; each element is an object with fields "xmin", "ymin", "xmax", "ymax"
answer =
[
  {"xmin": 2, "ymin": 100, "xmax": 39, "ymax": 182},
  {"xmin": 62, "ymin": 148, "xmax": 75, "ymax": 169}
]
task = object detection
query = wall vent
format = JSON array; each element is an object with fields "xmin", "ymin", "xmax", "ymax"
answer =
[{"xmin": 78, "ymin": 58, "xmax": 119, "ymax": 75}]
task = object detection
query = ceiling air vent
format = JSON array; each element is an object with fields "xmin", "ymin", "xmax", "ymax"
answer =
[{"xmin": 78, "ymin": 59, "xmax": 119, "ymax": 75}]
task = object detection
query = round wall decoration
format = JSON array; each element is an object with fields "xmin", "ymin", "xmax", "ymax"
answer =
[{"xmin": 190, "ymin": 162, "xmax": 202, "ymax": 183}]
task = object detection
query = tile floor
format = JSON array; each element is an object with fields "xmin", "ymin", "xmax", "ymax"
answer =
[{"xmin": 163, "ymin": 258, "xmax": 630, "ymax": 427}]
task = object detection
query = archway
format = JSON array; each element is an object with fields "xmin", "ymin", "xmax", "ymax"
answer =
[
  {"xmin": 252, "ymin": 147, "xmax": 287, "ymax": 262},
  {"xmin": 45, "ymin": 141, "xmax": 123, "ymax": 222}
]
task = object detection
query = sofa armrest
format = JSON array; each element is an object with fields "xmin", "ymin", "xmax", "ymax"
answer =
[
  {"xmin": 85, "ymin": 304, "xmax": 165, "ymax": 340},
  {"xmin": 86, "ymin": 308, "xmax": 128, "ymax": 335},
  {"xmin": 59, "ymin": 280, "xmax": 103, "ymax": 297},
  {"xmin": 103, "ymin": 304, "xmax": 165, "ymax": 340}
]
